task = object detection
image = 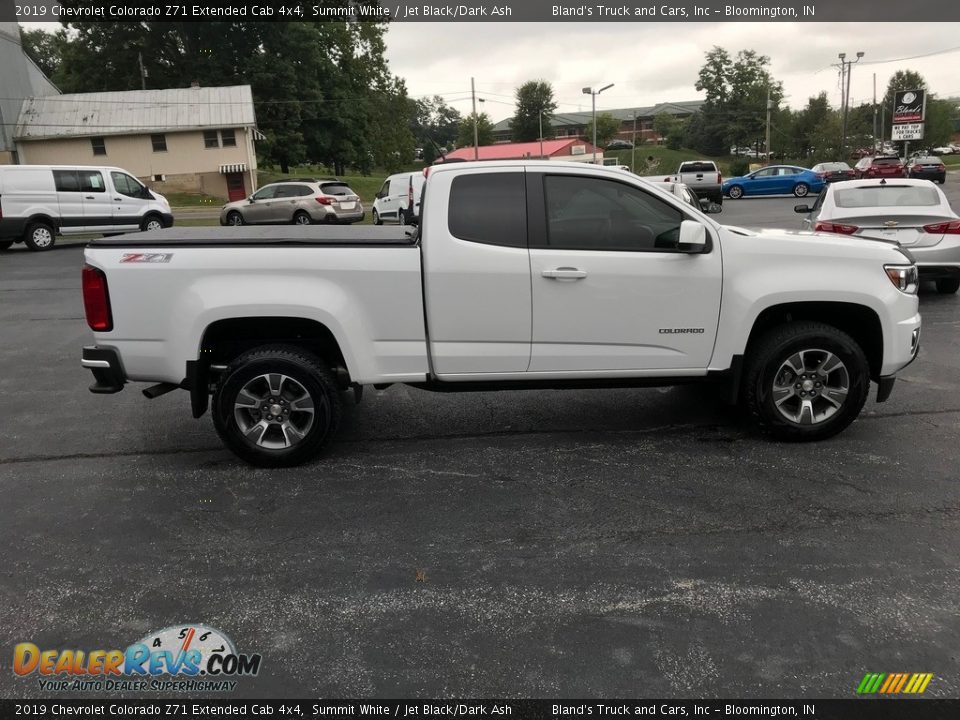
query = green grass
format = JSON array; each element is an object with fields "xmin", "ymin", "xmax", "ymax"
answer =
[
  {"xmin": 941, "ymin": 154, "xmax": 960, "ymax": 167},
  {"xmin": 164, "ymin": 192, "xmax": 224, "ymax": 208}
]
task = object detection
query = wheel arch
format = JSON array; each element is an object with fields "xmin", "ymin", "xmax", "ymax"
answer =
[
  {"xmin": 25, "ymin": 213, "xmax": 59, "ymax": 234},
  {"xmin": 744, "ymin": 301, "xmax": 883, "ymax": 381},
  {"xmin": 189, "ymin": 316, "xmax": 351, "ymax": 418}
]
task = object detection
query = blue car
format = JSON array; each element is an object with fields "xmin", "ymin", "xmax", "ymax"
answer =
[{"xmin": 722, "ymin": 165, "xmax": 825, "ymax": 199}]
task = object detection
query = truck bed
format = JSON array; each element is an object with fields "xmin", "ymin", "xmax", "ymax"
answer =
[{"xmin": 87, "ymin": 225, "xmax": 417, "ymax": 248}]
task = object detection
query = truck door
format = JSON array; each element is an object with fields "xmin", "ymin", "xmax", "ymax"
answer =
[
  {"xmin": 109, "ymin": 170, "xmax": 147, "ymax": 231},
  {"xmin": 422, "ymin": 168, "xmax": 531, "ymax": 376},
  {"xmin": 527, "ymin": 171, "xmax": 721, "ymax": 373},
  {"xmin": 78, "ymin": 169, "xmax": 113, "ymax": 233}
]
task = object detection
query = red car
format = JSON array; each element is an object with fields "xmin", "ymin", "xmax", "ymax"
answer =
[{"xmin": 854, "ymin": 156, "xmax": 905, "ymax": 179}]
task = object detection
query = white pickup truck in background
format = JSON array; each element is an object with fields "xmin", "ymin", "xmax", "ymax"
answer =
[
  {"xmin": 664, "ymin": 160, "xmax": 724, "ymax": 206},
  {"xmin": 81, "ymin": 161, "xmax": 921, "ymax": 466}
]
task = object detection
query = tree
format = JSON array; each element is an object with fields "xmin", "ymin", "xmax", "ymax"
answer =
[
  {"xmin": 456, "ymin": 112, "xmax": 494, "ymax": 148},
  {"xmin": 19, "ymin": 27, "xmax": 68, "ymax": 79},
  {"xmin": 691, "ymin": 46, "xmax": 783, "ymax": 156},
  {"xmin": 412, "ymin": 95, "xmax": 462, "ymax": 162},
  {"xmin": 584, "ymin": 113, "xmax": 621, "ymax": 149},
  {"xmin": 653, "ymin": 112, "xmax": 677, "ymax": 142},
  {"xmin": 511, "ymin": 80, "xmax": 557, "ymax": 142}
]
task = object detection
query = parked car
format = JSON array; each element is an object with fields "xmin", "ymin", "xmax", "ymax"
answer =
[
  {"xmin": 812, "ymin": 162, "xmax": 856, "ymax": 183},
  {"xmin": 605, "ymin": 139, "xmax": 634, "ymax": 150},
  {"xmin": 723, "ymin": 165, "xmax": 824, "ymax": 199},
  {"xmin": 854, "ymin": 156, "xmax": 905, "ymax": 180},
  {"xmin": 81, "ymin": 161, "xmax": 921, "ymax": 466},
  {"xmin": 906, "ymin": 156, "xmax": 947, "ymax": 184},
  {"xmin": 794, "ymin": 177, "xmax": 960, "ymax": 294},
  {"xmin": 220, "ymin": 180, "xmax": 363, "ymax": 226},
  {"xmin": 0, "ymin": 164, "xmax": 172, "ymax": 251},
  {"xmin": 931, "ymin": 146, "xmax": 954, "ymax": 156},
  {"xmin": 372, "ymin": 172, "xmax": 425, "ymax": 226}
]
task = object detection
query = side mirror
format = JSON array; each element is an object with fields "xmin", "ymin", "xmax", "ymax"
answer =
[
  {"xmin": 794, "ymin": 204, "xmax": 811, "ymax": 214},
  {"xmin": 678, "ymin": 220, "xmax": 707, "ymax": 252},
  {"xmin": 247, "ymin": 195, "xmax": 255, "ymax": 203},
  {"xmin": 699, "ymin": 198, "xmax": 722, "ymax": 214}
]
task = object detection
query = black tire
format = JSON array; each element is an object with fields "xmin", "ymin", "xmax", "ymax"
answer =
[
  {"xmin": 372, "ymin": 209, "xmax": 382, "ymax": 226},
  {"xmin": 24, "ymin": 221, "xmax": 55, "ymax": 251},
  {"xmin": 292, "ymin": 211, "xmax": 312, "ymax": 226},
  {"xmin": 398, "ymin": 209, "xmax": 407, "ymax": 227},
  {"xmin": 226, "ymin": 211, "xmax": 244, "ymax": 226},
  {"xmin": 793, "ymin": 183, "xmax": 810, "ymax": 197},
  {"xmin": 212, "ymin": 345, "xmax": 342, "ymax": 467},
  {"xmin": 744, "ymin": 321, "xmax": 870, "ymax": 441},
  {"xmin": 936, "ymin": 278, "xmax": 960, "ymax": 294},
  {"xmin": 0, "ymin": 240, "xmax": 13, "ymax": 251},
  {"xmin": 728, "ymin": 185, "xmax": 743, "ymax": 199},
  {"xmin": 140, "ymin": 214, "xmax": 164, "ymax": 232}
]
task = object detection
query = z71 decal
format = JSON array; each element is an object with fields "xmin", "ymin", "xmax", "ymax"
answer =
[{"xmin": 120, "ymin": 253, "xmax": 174, "ymax": 264}]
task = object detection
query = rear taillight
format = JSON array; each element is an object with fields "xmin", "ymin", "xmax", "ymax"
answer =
[
  {"xmin": 717, "ymin": 172, "xmax": 722, "ymax": 184},
  {"xmin": 315, "ymin": 196, "xmax": 333, "ymax": 205},
  {"xmin": 408, "ymin": 183, "xmax": 414, "ymax": 206},
  {"xmin": 922, "ymin": 220, "xmax": 960, "ymax": 235},
  {"xmin": 938, "ymin": 164, "xmax": 946, "ymax": 171},
  {"xmin": 82, "ymin": 264, "xmax": 113, "ymax": 332},
  {"xmin": 814, "ymin": 221, "xmax": 859, "ymax": 235}
]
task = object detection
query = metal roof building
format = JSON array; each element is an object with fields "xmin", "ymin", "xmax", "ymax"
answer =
[
  {"xmin": 0, "ymin": 22, "xmax": 59, "ymax": 160},
  {"xmin": 15, "ymin": 85, "xmax": 257, "ymax": 140}
]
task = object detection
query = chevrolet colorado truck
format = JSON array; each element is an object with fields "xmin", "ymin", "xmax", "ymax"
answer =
[
  {"xmin": 666, "ymin": 161, "xmax": 724, "ymax": 205},
  {"xmin": 81, "ymin": 161, "xmax": 922, "ymax": 467}
]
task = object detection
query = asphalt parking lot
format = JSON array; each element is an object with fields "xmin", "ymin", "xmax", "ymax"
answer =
[{"xmin": 1, "ymin": 182, "xmax": 959, "ymax": 700}]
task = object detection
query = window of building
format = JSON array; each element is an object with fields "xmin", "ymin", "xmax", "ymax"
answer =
[
  {"xmin": 542, "ymin": 175, "xmax": 685, "ymax": 252},
  {"xmin": 151, "ymin": 134, "xmax": 167, "ymax": 152},
  {"xmin": 90, "ymin": 137, "xmax": 106, "ymax": 156},
  {"xmin": 203, "ymin": 130, "xmax": 220, "ymax": 149},
  {"xmin": 221, "ymin": 129, "xmax": 237, "ymax": 147},
  {"xmin": 448, "ymin": 173, "xmax": 526, "ymax": 248}
]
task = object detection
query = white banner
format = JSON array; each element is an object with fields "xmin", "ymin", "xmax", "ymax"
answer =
[{"xmin": 892, "ymin": 123, "xmax": 924, "ymax": 141}]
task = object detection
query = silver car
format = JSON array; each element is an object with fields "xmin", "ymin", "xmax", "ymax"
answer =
[
  {"xmin": 795, "ymin": 178, "xmax": 960, "ymax": 294},
  {"xmin": 220, "ymin": 179, "xmax": 364, "ymax": 226}
]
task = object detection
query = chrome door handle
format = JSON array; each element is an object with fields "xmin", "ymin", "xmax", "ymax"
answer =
[{"xmin": 542, "ymin": 267, "xmax": 587, "ymax": 280}]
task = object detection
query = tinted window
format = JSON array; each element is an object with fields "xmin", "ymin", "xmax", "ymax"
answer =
[
  {"xmin": 273, "ymin": 185, "xmax": 296, "ymax": 199},
  {"xmin": 873, "ymin": 157, "xmax": 901, "ymax": 165},
  {"xmin": 544, "ymin": 175, "xmax": 685, "ymax": 252},
  {"xmin": 679, "ymin": 162, "xmax": 716, "ymax": 173},
  {"xmin": 448, "ymin": 172, "xmax": 526, "ymax": 248},
  {"xmin": 320, "ymin": 183, "xmax": 354, "ymax": 197},
  {"xmin": 753, "ymin": 168, "xmax": 777, "ymax": 177},
  {"xmin": 252, "ymin": 185, "xmax": 277, "ymax": 200},
  {"xmin": 53, "ymin": 170, "xmax": 80, "ymax": 192},
  {"xmin": 79, "ymin": 171, "xmax": 105, "ymax": 192},
  {"xmin": 834, "ymin": 185, "xmax": 940, "ymax": 208},
  {"xmin": 111, "ymin": 171, "xmax": 143, "ymax": 197}
]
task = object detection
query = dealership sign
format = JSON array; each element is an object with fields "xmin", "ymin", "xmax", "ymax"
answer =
[
  {"xmin": 892, "ymin": 89, "xmax": 926, "ymax": 124},
  {"xmin": 891, "ymin": 123, "xmax": 924, "ymax": 141}
]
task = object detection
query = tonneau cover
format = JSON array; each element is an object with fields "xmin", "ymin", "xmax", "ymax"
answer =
[{"xmin": 88, "ymin": 225, "xmax": 417, "ymax": 248}]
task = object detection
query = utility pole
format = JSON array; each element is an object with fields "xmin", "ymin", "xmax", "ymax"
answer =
[
  {"xmin": 583, "ymin": 83, "xmax": 614, "ymax": 164},
  {"xmin": 764, "ymin": 86, "xmax": 771, "ymax": 165},
  {"xmin": 471, "ymin": 77, "xmax": 478, "ymax": 161},
  {"xmin": 838, "ymin": 51, "xmax": 864, "ymax": 157},
  {"xmin": 872, "ymin": 73, "xmax": 878, "ymax": 151},
  {"xmin": 138, "ymin": 52, "xmax": 147, "ymax": 90},
  {"xmin": 631, "ymin": 110, "xmax": 637, "ymax": 171}
]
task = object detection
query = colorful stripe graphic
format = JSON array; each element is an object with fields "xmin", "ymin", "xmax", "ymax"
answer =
[{"xmin": 857, "ymin": 673, "xmax": 933, "ymax": 694}]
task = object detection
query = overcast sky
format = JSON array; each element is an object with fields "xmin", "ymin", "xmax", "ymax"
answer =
[
  {"xmin": 383, "ymin": 22, "xmax": 960, "ymax": 118},
  {"xmin": 21, "ymin": 20, "xmax": 960, "ymax": 117}
]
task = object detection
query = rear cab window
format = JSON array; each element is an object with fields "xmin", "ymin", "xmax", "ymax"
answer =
[
  {"xmin": 448, "ymin": 172, "xmax": 526, "ymax": 247},
  {"xmin": 834, "ymin": 185, "xmax": 941, "ymax": 208},
  {"xmin": 679, "ymin": 162, "xmax": 717, "ymax": 174},
  {"xmin": 320, "ymin": 183, "xmax": 355, "ymax": 197}
]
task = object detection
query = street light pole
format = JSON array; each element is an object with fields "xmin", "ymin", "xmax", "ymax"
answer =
[
  {"xmin": 471, "ymin": 76, "xmax": 478, "ymax": 161},
  {"xmin": 583, "ymin": 83, "xmax": 614, "ymax": 164},
  {"xmin": 838, "ymin": 51, "xmax": 864, "ymax": 157},
  {"xmin": 539, "ymin": 111, "xmax": 544, "ymax": 159}
]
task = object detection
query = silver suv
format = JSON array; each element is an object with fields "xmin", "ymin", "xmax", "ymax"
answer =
[{"xmin": 220, "ymin": 179, "xmax": 364, "ymax": 226}]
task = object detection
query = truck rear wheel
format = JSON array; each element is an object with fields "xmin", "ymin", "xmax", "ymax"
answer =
[
  {"xmin": 212, "ymin": 345, "xmax": 341, "ymax": 467},
  {"xmin": 744, "ymin": 322, "xmax": 870, "ymax": 441}
]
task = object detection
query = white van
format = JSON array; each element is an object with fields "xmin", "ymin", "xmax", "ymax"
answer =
[
  {"xmin": 0, "ymin": 165, "xmax": 173, "ymax": 251},
  {"xmin": 372, "ymin": 172, "xmax": 425, "ymax": 226}
]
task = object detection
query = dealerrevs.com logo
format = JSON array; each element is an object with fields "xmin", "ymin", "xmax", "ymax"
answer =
[{"xmin": 13, "ymin": 624, "xmax": 261, "ymax": 693}]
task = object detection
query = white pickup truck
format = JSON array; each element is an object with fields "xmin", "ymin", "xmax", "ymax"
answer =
[{"xmin": 81, "ymin": 161, "xmax": 922, "ymax": 467}]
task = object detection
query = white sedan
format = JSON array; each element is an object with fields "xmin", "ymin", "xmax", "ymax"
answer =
[{"xmin": 794, "ymin": 178, "xmax": 960, "ymax": 294}]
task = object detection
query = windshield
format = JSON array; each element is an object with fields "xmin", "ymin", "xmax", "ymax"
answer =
[{"xmin": 834, "ymin": 185, "xmax": 941, "ymax": 208}]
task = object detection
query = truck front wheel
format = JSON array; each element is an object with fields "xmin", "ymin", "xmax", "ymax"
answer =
[
  {"xmin": 744, "ymin": 322, "xmax": 870, "ymax": 441},
  {"xmin": 212, "ymin": 345, "xmax": 342, "ymax": 467}
]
